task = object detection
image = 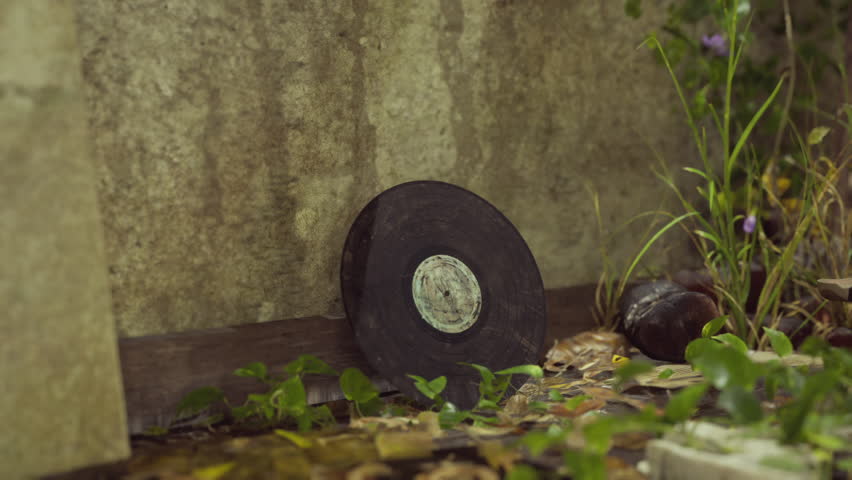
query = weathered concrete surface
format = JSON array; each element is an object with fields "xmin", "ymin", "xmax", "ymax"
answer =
[
  {"xmin": 76, "ymin": 1, "xmax": 699, "ymax": 337},
  {"xmin": 0, "ymin": 1, "xmax": 130, "ymax": 476}
]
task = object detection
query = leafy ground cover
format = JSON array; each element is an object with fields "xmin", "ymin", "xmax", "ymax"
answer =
[{"xmin": 52, "ymin": 325, "xmax": 850, "ymax": 480}]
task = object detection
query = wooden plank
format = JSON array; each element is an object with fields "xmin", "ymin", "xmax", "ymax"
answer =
[{"xmin": 120, "ymin": 286, "xmax": 599, "ymax": 433}]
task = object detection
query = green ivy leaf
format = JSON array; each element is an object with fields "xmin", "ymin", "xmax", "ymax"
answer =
[
  {"xmin": 564, "ymin": 395, "xmax": 591, "ymax": 410},
  {"xmin": 438, "ymin": 402, "xmax": 469, "ymax": 429},
  {"xmin": 835, "ymin": 457, "xmax": 852, "ymax": 473},
  {"xmin": 495, "ymin": 365, "xmax": 544, "ymax": 379},
  {"xmin": 407, "ymin": 374, "xmax": 447, "ymax": 400},
  {"xmin": 175, "ymin": 386, "xmax": 224, "ymax": 418},
  {"xmin": 476, "ymin": 398, "xmax": 501, "ymax": 411},
  {"xmin": 355, "ymin": 396, "xmax": 384, "ymax": 417},
  {"xmin": 762, "ymin": 327, "xmax": 793, "ymax": 357},
  {"xmin": 548, "ymin": 389, "xmax": 563, "ymax": 402},
  {"xmin": 340, "ymin": 367, "xmax": 379, "ymax": 404},
  {"xmin": 283, "ymin": 355, "xmax": 338, "ymax": 377},
  {"xmin": 461, "ymin": 362, "xmax": 496, "ymax": 385},
  {"xmin": 807, "ymin": 126, "xmax": 830, "ymax": 145},
  {"xmin": 309, "ymin": 405, "xmax": 337, "ymax": 426},
  {"xmin": 691, "ymin": 341, "xmax": 758, "ymax": 389},
  {"xmin": 563, "ymin": 450, "xmax": 606, "ymax": 480},
  {"xmin": 583, "ymin": 417, "xmax": 619, "ymax": 455},
  {"xmin": 614, "ymin": 360, "xmax": 654, "ymax": 388},
  {"xmin": 234, "ymin": 362, "xmax": 268, "ymax": 381},
  {"xmin": 278, "ymin": 376, "xmax": 307, "ymax": 415},
  {"xmin": 759, "ymin": 455, "xmax": 807, "ymax": 472},
  {"xmin": 685, "ymin": 337, "xmax": 714, "ymax": 363},
  {"xmin": 520, "ymin": 425, "xmax": 566, "ymax": 457},
  {"xmin": 230, "ymin": 405, "xmax": 253, "ymax": 421},
  {"xmin": 506, "ymin": 464, "xmax": 540, "ymax": 480},
  {"xmin": 711, "ymin": 333, "xmax": 748, "ymax": 354},
  {"xmin": 780, "ymin": 370, "xmax": 839, "ymax": 442},
  {"xmin": 805, "ymin": 432, "xmax": 845, "ymax": 451},
  {"xmin": 718, "ymin": 385, "xmax": 763, "ymax": 424},
  {"xmin": 658, "ymin": 368, "xmax": 674, "ymax": 379},
  {"xmin": 664, "ymin": 384, "xmax": 709, "ymax": 423},
  {"xmin": 520, "ymin": 431, "xmax": 554, "ymax": 457},
  {"xmin": 702, "ymin": 316, "xmax": 728, "ymax": 338}
]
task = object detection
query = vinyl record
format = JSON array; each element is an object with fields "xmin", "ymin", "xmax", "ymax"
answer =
[{"xmin": 340, "ymin": 181, "xmax": 546, "ymax": 409}]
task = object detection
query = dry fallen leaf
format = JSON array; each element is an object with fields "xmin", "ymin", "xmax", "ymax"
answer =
[
  {"xmin": 503, "ymin": 393, "xmax": 530, "ymax": 416},
  {"xmin": 605, "ymin": 455, "xmax": 647, "ymax": 480},
  {"xmin": 611, "ymin": 431, "xmax": 654, "ymax": 450},
  {"xmin": 346, "ymin": 461, "xmax": 394, "ymax": 480},
  {"xmin": 550, "ymin": 398, "xmax": 607, "ymax": 418},
  {"xmin": 631, "ymin": 364, "xmax": 702, "ymax": 389},
  {"xmin": 415, "ymin": 459, "xmax": 500, "ymax": 480},
  {"xmin": 351, "ymin": 416, "xmax": 416, "ymax": 431},
  {"xmin": 477, "ymin": 440, "xmax": 522, "ymax": 471},
  {"xmin": 415, "ymin": 411, "xmax": 444, "ymax": 438},
  {"xmin": 374, "ymin": 431, "xmax": 434, "ymax": 460},
  {"xmin": 580, "ymin": 386, "xmax": 648, "ymax": 411},
  {"xmin": 544, "ymin": 331, "xmax": 631, "ymax": 372}
]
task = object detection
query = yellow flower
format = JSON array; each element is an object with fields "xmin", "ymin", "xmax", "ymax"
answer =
[
  {"xmin": 762, "ymin": 173, "xmax": 791, "ymax": 196},
  {"xmin": 775, "ymin": 177, "xmax": 791, "ymax": 195},
  {"xmin": 612, "ymin": 354, "xmax": 630, "ymax": 365},
  {"xmin": 782, "ymin": 197, "xmax": 800, "ymax": 212}
]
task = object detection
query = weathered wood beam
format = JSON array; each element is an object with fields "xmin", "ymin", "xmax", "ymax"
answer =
[{"xmin": 119, "ymin": 285, "xmax": 600, "ymax": 433}]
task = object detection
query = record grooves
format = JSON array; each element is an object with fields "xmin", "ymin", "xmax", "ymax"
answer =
[{"xmin": 340, "ymin": 181, "xmax": 546, "ymax": 408}]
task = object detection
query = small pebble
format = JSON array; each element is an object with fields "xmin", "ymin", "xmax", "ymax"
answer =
[{"xmin": 826, "ymin": 327, "xmax": 852, "ymax": 349}]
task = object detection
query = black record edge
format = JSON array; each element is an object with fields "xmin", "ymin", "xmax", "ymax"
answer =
[{"xmin": 339, "ymin": 180, "xmax": 547, "ymax": 408}]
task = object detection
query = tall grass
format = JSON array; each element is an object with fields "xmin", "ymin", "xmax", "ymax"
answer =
[{"xmin": 597, "ymin": 0, "xmax": 850, "ymax": 346}]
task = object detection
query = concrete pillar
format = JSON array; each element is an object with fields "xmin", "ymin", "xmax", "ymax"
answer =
[{"xmin": 0, "ymin": 1, "xmax": 130, "ymax": 477}]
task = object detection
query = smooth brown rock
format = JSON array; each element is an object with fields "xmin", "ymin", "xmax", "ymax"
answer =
[
  {"xmin": 620, "ymin": 282, "xmax": 719, "ymax": 363},
  {"xmin": 826, "ymin": 327, "xmax": 852, "ymax": 349},
  {"xmin": 672, "ymin": 269, "xmax": 716, "ymax": 301}
]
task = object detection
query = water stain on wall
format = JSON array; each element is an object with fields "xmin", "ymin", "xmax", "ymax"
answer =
[{"xmin": 75, "ymin": 1, "xmax": 699, "ymax": 337}]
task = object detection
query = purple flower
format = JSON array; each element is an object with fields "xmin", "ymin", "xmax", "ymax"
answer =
[
  {"xmin": 743, "ymin": 214, "xmax": 757, "ymax": 234},
  {"xmin": 701, "ymin": 34, "xmax": 729, "ymax": 57}
]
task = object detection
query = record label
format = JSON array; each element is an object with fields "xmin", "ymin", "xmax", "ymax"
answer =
[{"xmin": 412, "ymin": 254, "xmax": 482, "ymax": 334}]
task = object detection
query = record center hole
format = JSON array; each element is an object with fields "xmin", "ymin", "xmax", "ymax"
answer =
[{"xmin": 443, "ymin": 290, "xmax": 450, "ymax": 297}]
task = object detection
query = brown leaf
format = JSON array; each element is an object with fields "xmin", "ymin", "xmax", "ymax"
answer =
[
  {"xmin": 580, "ymin": 386, "xmax": 647, "ymax": 411},
  {"xmin": 632, "ymin": 364, "xmax": 703, "ymax": 389},
  {"xmin": 550, "ymin": 398, "xmax": 607, "ymax": 417},
  {"xmin": 605, "ymin": 456, "xmax": 647, "ymax": 480},
  {"xmin": 611, "ymin": 431, "xmax": 653, "ymax": 450},
  {"xmin": 374, "ymin": 431, "xmax": 434, "ymax": 461},
  {"xmin": 346, "ymin": 462, "xmax": 394, "ymax": 480},
  {"xmin": 503, "ymin": 393, "xmax": 530, "ymax": 416},
  {"xmin": 415, "ymin": 459, "xmax": 500, "ymax": 480},
  {"xmin": 477, "ymin": 440, "xmax": 521, "ymax": 471},
  {"xmin": 544, "ymin": 331, "xmax": 631, "ymax": 372}
]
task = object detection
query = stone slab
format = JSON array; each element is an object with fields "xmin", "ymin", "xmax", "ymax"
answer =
[
  {"xmin": 645, "ymin": 421, "xmax": 820, "ymax": 480},
  {"xmin": 0, "ymin": 1, "xmax": 130, "ymax": 477}
]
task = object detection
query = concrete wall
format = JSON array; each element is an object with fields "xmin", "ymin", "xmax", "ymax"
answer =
[
  {"xmin": 0, "ymin": 1, "xmax": 129, "ymax": 476},
  {"xmin": 75, "ymin": 1, "xmax": 699, "ymax": 338}
]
